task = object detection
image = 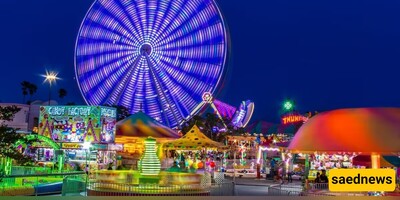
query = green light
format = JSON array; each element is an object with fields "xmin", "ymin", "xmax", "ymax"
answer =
[
  {"xmin": 140, "ymin": 137, "xmax": 161, "ymax": 176},
  {"xmin": 283, "ymin": 100, "xmax": 294, "ymax": 111}
]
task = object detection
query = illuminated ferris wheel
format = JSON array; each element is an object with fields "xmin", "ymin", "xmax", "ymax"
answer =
[{"xmin": 75, "ymin": 0, "xmax": 229, "ymax": 128}]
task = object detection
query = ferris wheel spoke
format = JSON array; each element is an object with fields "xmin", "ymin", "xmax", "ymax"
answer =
[
  {"xmin": 154, "ymin": 0, "xmax": 211, "ymax": 46},
  {"xmin": 160, "ymin": 44, "xmax": 225, "ymax": 68},
  {"xmin": 158, "ymin": 23, "xmax": 224, "ymax": 52},
  {"xmin": 86, "ymin": 3, "xmax": 142, "ymax": 44},
  {"xmin": 104, "ymin": 55, "xmax": 143, "ymax": 105},
  {"xmin": 80, "ymin": 55, "xmax": 137, "ymax": 105},
  {"xmin": 77, "ymin": 39, "xmax": 135, "ymax": 57},
  {"xmin": 79, "ymin": 20, "xmax": 137, "ymax": 47},
  {"xmin": 124, "ymin": 0, "xmax": 146, "ymax": 41},
  {"xmin": 108, "ymin": 0, "xmax": 145, "ymax": 43},
  {"xmin": 159, "ymin": 55, "xmax": 221, "ymax": 86},
  {"xmin": 143, "ymin": 0, "xmax": 155, "ymax": 43},
  {"xmin": 77, "ymin": 50, "xmax": 136, "ymax": 77},
  {"xmin": 147, "ymin": 0, "xmax": 167, "ymax": 44},
  {"xmin": 151, "ymin": 0, "xmax": 189, "ymax": 45},
  {"xmin": 157, "ymin": 59, "xmax": 214, "ymax": 102},
  {"xmin": 147, "ymin": 56, "xmax": 192, "ymax": 119},
  {"xmin": 118, "ymin": 57, "xmax": 146, "ymax": 111},
  {"xmin": 145, "ymin": 54, "xmax": 182, "ymax": 127}
]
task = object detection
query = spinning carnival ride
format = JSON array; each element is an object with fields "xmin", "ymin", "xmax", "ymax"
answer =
[
  {"xmin": 198, "ymin": 92, "xmax": 254, "ymax": 128},
  {"xmin": 75, "ymin": 0, "xmax": 229, "ymax": 128}
]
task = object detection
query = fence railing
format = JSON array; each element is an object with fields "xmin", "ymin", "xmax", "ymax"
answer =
[
  {"xmin": 87, "ymin": 182, "xmax": 210, "ymax": 196},
  {"xmin": 266, "ymin": 183, "xmax": 369, "ymax": 196},
  {"xmin": 11, "ymin": 166, "xmax": 53, "ymax": 175},
  {"xmin": 310, "ymin": 183, "xmax": 329, "ymax": 190},
  {"xmin": 267, "ymin": 184, "xmax": 303, "ymax": 196},
  {"xmin": 85, "ymin": 181, "xmax": 235, "ymax": 196},
  {"xmin": 1, "ymin": 171, "xmax": 236, "ymax": 196},
  {"xmin": 0, "ymin": 172, "xmax": 87, "ymax": 196}
]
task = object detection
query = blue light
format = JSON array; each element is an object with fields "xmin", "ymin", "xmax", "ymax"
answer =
[{"xmin": 75, "ymin": 0, "xmax": 228, "ymax": 128}]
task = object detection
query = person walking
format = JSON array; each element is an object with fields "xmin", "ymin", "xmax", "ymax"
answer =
[{"xmin": 287, "ymin": 159, "xmax": 294, "ymax": 183}]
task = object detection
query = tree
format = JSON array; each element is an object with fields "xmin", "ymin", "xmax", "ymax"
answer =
[
  {"xmin": 58, "ymin": 88, "xmax": 67, "ymax": 104},
  {"xmin": 20, "ymin": 81, "xmax": 30, "ymax": 104},
  {"xmin": 181, "ymin": 113, "xmax": 229, "ymax": 142},
  {"xmin": 181, "ymin": 115, "xmax": 205, "ymax": 134},
  {"xmin": 27, "ymin": 83, "xmax": 38, "ymax": 103},
  {"xmin": 0, "ymin": 106, "xmax": 35, "ymax": 166}
]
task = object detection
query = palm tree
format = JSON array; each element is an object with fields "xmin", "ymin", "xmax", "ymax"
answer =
[
  {"xmin": 58, "ymin": 88, "xmax": 67, "ymax": 104},
  {"xmin": 27, "ymin": 83, "xmax": 38, "ymax": 103},
  {"xmin": 20, "ymin": 81, "xmax": 30, "ymax": 104}
]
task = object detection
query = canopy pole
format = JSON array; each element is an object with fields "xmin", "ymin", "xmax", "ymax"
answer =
[{"xmin": 371, "ymin": 153, "xmax": 381, "ymax": 169}]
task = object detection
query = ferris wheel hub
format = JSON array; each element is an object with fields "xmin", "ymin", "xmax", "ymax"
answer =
[{"xmin": 140, "ymin": 43, "xmax": 152, "ymax": 56}]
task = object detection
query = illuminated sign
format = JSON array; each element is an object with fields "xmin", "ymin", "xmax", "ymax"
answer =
[
  {"xmin": 62, "ymin": 143, "xmax": 83, "ymax": 149},
  {"xmin": 92, "ymin": 144, "xmax": 108, "ymax": 150},
  {"xmin": 38, "ymin": 106, "xmax": 116, "ymax": 144},
  {"xmin": 281, "ymin": 114, "xmax": 308, "ymax": 124},
  {"xmin": 25, "ymin": 134, "xmax": 61, "ymax": 149},
  {"xmin": 101, "ymin": 107, "xmax": 116, "ymax": 118},
  {"xmin": 108, "ymin": 144, "xmax": 123, "ymax": 151}
]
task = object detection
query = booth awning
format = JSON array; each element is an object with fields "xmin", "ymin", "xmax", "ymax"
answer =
[
  {"xmin": 163, "ymin": 125, "xmax": 225, "ymax": 150},
  {"xmin": 116, "ymin": 111, "xmax": 180, "ymax": 138}
]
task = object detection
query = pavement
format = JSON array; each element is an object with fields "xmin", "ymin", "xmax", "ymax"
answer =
[
  {"xmin": 224, "ymin": 177, "xmax": 303, "ymax": 196},
  {"xmin": 225, "ymin": 176, "xmax": 302, "ymax": 186}
]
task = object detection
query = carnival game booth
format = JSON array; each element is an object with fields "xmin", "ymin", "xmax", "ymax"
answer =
[
  {"xmin": 37, "ymin": 106, "xmax": 117, "ymax": 170},
  {"xmin": 288, "ymin": 108, "xmax": 400, "ymax": 196},
  {"xmin": 163, "ymin": 125, "xmax": 227, "ymax": 176},
  {"xmin": 115, "ymin": 111, "xmax": 180, "ymax": 169}
]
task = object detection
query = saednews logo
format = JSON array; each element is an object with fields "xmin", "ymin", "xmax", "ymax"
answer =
[{"xmin": 329, "ymin": 169, "xmax": 396, "ymax": 192}]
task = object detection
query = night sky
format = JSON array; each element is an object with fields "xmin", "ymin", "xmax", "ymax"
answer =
[{"xmin": 1, "ymin": 0, "xmax": 400, "ymax": 123}]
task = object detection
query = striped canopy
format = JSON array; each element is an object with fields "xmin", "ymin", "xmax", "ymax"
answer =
[
  {"xmin": 116, "ymin": 111, "xmax": 180, "ymax": 138},
  {"xmin": 288, "ymin": 108, "xmax": 400, "ymax": 154},
  {"xmin": 163, "ymin": 125, "xmax": 225, "ymax": 150}
]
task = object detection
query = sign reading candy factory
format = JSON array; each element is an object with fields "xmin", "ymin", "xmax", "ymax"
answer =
[{"xmin": 39, "ymin": 106, "xmax": 117, "ymax": 144}]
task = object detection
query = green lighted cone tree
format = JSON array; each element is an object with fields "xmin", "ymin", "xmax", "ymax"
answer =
[{"xmin": 140, "ymin": 137, "xmax": 161, "ymax": 176}]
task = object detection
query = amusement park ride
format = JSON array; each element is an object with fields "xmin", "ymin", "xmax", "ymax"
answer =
[
  {"xmin": 194, "ymin": 92, "xmax": 255, "ymax": 129},
  {"xmin": 74, "ymin": 0, "xmax": 254, "ymax": 129}
]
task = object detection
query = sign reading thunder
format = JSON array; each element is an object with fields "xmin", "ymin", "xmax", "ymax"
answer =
[
  {"xmin": 281, "ymin": 113, "xmax": 308, "ymax": 125},
  {"xmin": 38, "ymin": 106, "xmax": 117, "ymax": 143}
]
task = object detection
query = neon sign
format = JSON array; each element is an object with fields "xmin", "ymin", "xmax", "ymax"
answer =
[
  {"xmin": 39, "ymin": 106, "xmax": 117, "ymax": 144},
  {"xmin": 281, "ymin": 114, "xmax": 308, "ymax": 124},
  {"xmin": 101, "ymin": 107, "xmax": 116, "ymax": 118}
]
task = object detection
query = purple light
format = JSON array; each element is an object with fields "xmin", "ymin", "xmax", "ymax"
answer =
[
  {"xmin": 75, "ymin": 0, "xmax": 228, "ymax": 128},
  {"xmin": 213, "ymin": 99, "xmax": 237, "ymax": 120}
]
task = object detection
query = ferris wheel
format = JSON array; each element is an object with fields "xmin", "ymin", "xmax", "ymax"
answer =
[{"xmin": 75, "ymin": 0, "xmax": 229, "ymax": 128}]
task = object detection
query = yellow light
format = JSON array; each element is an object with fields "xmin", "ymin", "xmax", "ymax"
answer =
[
  {"xmin": 371, "ymin": 153, "xmax": 381, "ymax": 169},
  {"xmin": 42, "ymin": 70, "xmax": 60, "ymax": 85}
]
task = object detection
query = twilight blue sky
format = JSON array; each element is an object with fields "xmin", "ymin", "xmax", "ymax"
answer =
[{"xmin": 1, "ymin": 0, "xmax": 400, "ymax": 123}]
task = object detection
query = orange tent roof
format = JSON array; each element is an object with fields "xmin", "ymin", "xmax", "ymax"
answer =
[
  {"xmin": 163, "ymin": 125, "xmax": 225, "ymax": 150},
  {"xmin": 116, "ymin": 111, "xmax": 180, "ymax": 138},
  {"xmin": 288, "ymin": 108, "xmax": 400, "ymax": 154}
]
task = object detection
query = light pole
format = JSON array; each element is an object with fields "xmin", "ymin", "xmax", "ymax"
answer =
[
  {"xmin": 83, "ymin": 142, "xmax": 91, "ymax": 192},
  {"xmin": 83, "ymin": 142, "xmax": 91, "ymax": 172},
  {"xmin": 42, "ymin": 71, "xmax": 59, "ymax": 105}
]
